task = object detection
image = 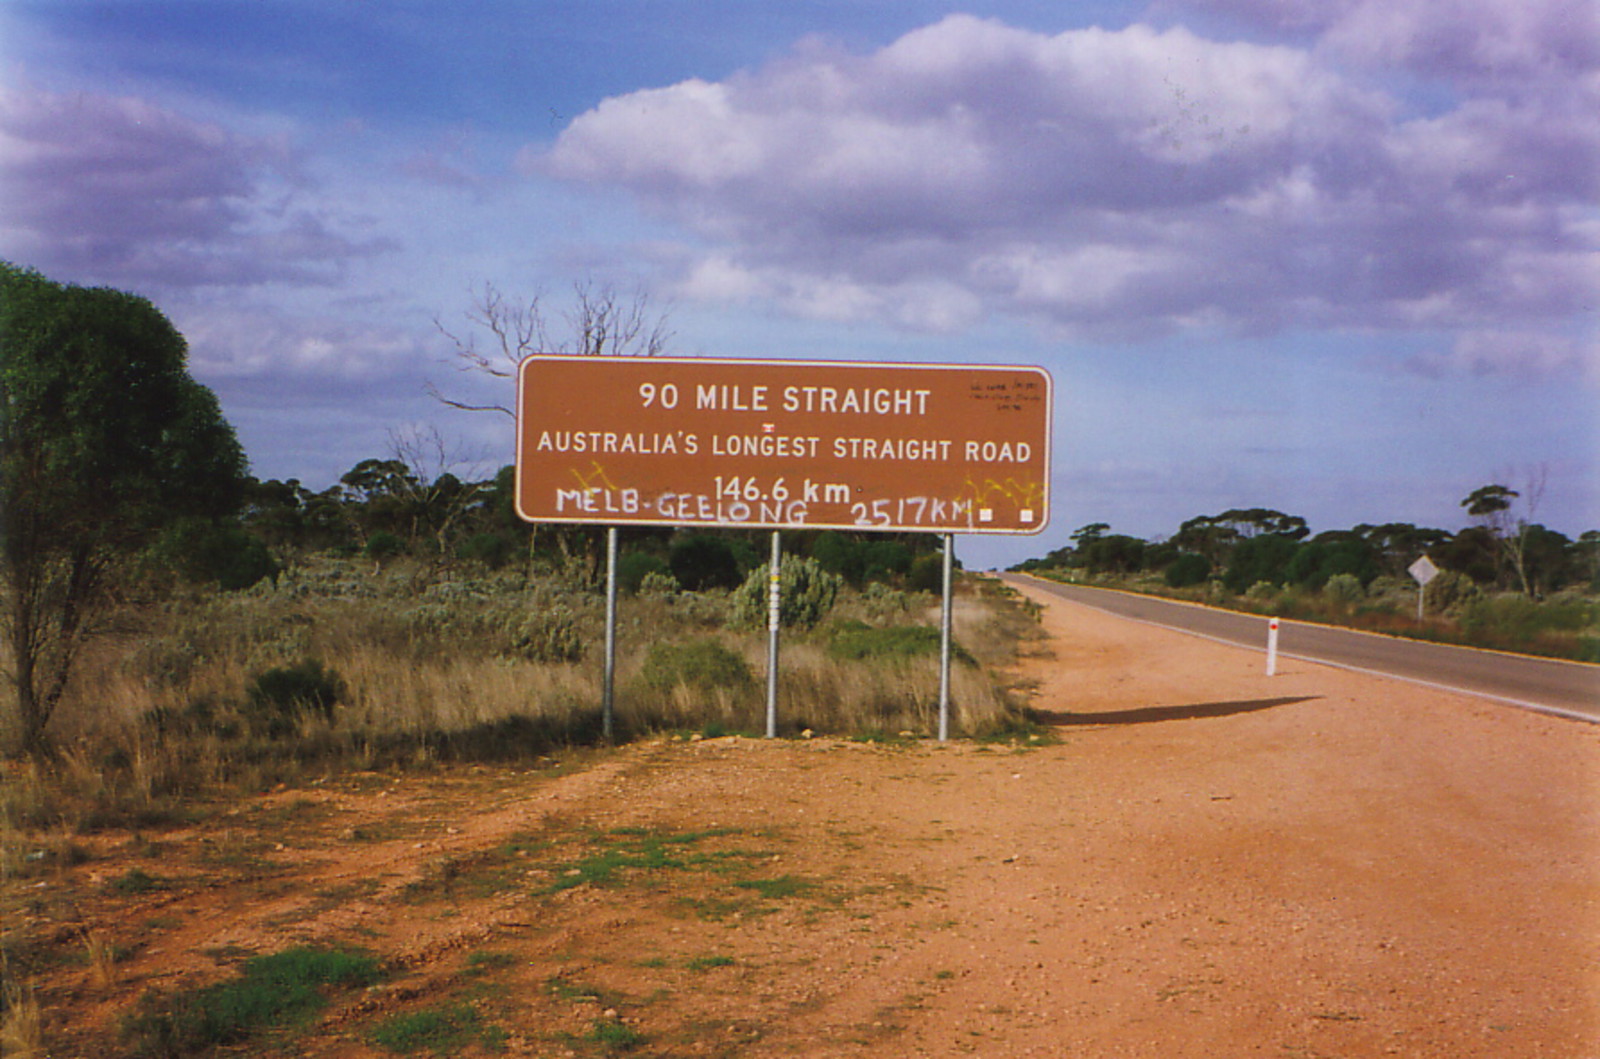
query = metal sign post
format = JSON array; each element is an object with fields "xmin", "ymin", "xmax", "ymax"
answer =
[
  {"xmin": 938, "ymin": 533, "xmax": 954, "ymax": 742},
  {"xmin": 603, "ymin": 526, "xmax": 618, "ymax": 741},
  {"xmin": 766, "ymin": 531, "xmax": 781, "ymax": 738}
]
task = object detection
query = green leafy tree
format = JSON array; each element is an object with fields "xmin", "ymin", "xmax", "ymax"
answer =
[
  {"xmin": 1172, "ymin": 514, "xmax": 1240, "ymax": 569},
  {"xmin": 1069, "ymin": 523, "xmax": 1110, "ymax": 549},
  {"xmin": 1285, "ymin": 533, "xmax": 1379, "ymax": 590},
  {"xmin": 1, "ymin": 263, "xmax": 247, "ymax": 752},
  {"xmin": 1223, "ymin": 534, "xmax": 1302, "ymax": 593},
  {"xmin": 1436, "ymin": 525, "xmax": 1499, "ymax": 585},
  {"xmin": 669, "ymin": 533, "xmax": 743, "ymax": 591},
  {"xmin": 1575, "ymin": 531, "xmax": 1600, "ymax": 591},
  {"xmin": 1519, "ymin": 524, "xmax": 1574, "ymax": 597},
  {"xmin": 1214, "ymin": 508, "xmax": 1310, "ymax": 541},
  {"xmin": 811, "ymin": 530, "xmax": 866, "ymax": 583},
  {"xmin": 1080, "ymin": 534, "xmax": 1147, "ymax": 574},
  {"xmin": 1173, "ymin": 508, "xmax": 1306, "ymax": 576},
  {"xmin": 1352, "ymin": 523, "xmax": 1453, "ymax": 579},
  {"xmin": 1164, "ymin": 552, "xmax": 1211, "ymax": 588}
]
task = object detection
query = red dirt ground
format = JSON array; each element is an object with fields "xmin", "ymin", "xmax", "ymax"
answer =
[{"xmin": 13, "ymin": 580, "xmax": 1600, "ymax": 1057}]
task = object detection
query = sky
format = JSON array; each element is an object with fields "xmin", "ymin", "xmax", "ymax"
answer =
[{"xmin": 2, "ymin": 0, "xmax": 1596, "ymax": 569}]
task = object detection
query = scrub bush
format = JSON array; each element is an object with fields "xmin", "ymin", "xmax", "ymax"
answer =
[
  {"xmin": 908, "ymin": 552, "xmax": 945, "ymax": 593},
  {"xmin": 638, "ymin": 570, "xmax": 679, "ymax": 597},
  {"xmin": 618, "ymin": 551, "xmax": 670, "ymax": 594},
  {"xmin": 826, "ymin": 622, "xmax": 974, "ymax": 665},
  {"xmin": 363, "ymin": 532, "xmax": 405, "ymax": 562},
  {"xmin": 731, "ymin": 555, "xmax": 841, "ymax": 629},
  {"xmin": 457, "ymin": 532, "xmax": 512, "ymax": 569},
  {"xmin": 1324, "ymin": 573, "xmax": 1365, "ymax": 606},
  {"xmin": 1164, "ymin": 553, "xmax": 1211, "ymax": 588},
  {"xmin": 504, "ymin": 606, "xmax": 584, "ymax": 663},
  {"xmin": 246, "ymin": 660, "xmax": 346, "ymax": 730},
  {"xmin": 668, "ymin": 534, "xmax": 742, "ymax": 591},
  {"xmin": 639, "ymin": 640, "xmax": 753, "ymax": 692}
]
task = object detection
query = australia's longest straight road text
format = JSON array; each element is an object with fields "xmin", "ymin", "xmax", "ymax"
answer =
[{"xmin": 1006, "ymin": 575, "xmax": 1600, "ymax": 723}]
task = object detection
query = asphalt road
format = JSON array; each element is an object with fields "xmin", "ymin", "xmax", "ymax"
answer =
[{"xmin": 1004, "ymin": 574, "xmax": 1600, "ymax": 723}]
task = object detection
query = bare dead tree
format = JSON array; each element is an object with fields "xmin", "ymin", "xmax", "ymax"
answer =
[
  {"xmin": 1501, "ymin": 463, "xmax": 1549, "ymax": 598},
  {"xmin": 387, "ymin": 424, "xmax": 490, "ymax": 569},
  {"xmin": 430, "ymin": 281, "xmax": 672, "ymax": 417},
  {"xmin": 1462, "ymin": 463, "xmax": 1549, "ymax": 597}
]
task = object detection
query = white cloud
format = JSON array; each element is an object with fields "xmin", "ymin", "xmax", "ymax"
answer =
[
  {"xmin": 0, "ymin": 84, "xmax": 394, "ymax": 291},
  {"xmin": 536, "ymin": 12, "xmax": 1594, "ymax": 357},
  {"xmin": 176, "ymin": 302, "xmax": 432, "ymax": 380},
  {"xmin": 1405, "ymin": 329, "xmax": 1596, "ymax": 381}
]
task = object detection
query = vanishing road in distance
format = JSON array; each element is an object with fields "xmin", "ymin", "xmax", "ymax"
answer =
[{"xmin": 1005, "ymin": 574, "xmax": 1600, "ymax": 724}]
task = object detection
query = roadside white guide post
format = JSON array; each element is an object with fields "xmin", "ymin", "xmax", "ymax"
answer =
[{"xmin": 1266, "ymin": 618, "xmax": 1281, "ymax": 676}]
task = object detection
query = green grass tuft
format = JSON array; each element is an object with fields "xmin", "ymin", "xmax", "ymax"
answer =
[
  {"xmin": 586, "ymin": 1015, "xmax": 645, "ymax": 1051},
  {"xmin": 369, "ymin": 1002, "xmax": 504, "ymax": 1054},
  {"xmin": 542, "ymin": 829, "xmax": 745, "ymax": 893},
  {"xmin": 121, "ymin": 946, "xmax": 382, "ymax": 1056},
  {"xmin": 826, "ymin": 622, "xmax": 975, "ymax": 665},
  {"xmin": 109, "ymin": 867, "xmax": 168, "ymax": 894},
  {"xmin": 733, "ymin": 874, "xmax": 813, "ymax": 899}
]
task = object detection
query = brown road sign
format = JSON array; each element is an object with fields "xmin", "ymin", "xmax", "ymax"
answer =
[{"xmin": 515, "ymin": 356, "xmax": 1052, "ymax": 534}]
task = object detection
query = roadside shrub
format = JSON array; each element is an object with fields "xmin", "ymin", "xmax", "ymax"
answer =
[
  {"xmin": 155, "ymin": 520, "xmax": 280, "ymax": 592},
  {"xmin": 364, "ymin": 532, "xmax": 405, "ymax": 563},
  {"xmin": 668, "ymin": 534, "xmax": 743, "ymax": 591},
  {"xmin": 1456, "ymin": 594, "xmax": 1542, "ymax": 645},
  {"xmin": 639, "ymin": 640, "xmax": 753, "ymax": 692},
  {"xmin": 246, "ymin": 659, "xmax": 346, "ymax": 731},
  {"xmin": 1324, "ymin": 572, "xmax": 1365, "ymax": 606},
  {"xmin": 638, "ymin": 570, "xmax": 679, "ymax": 597},
  {"xmin": 827, "ymin": 622, "xmax": 974, "ymax": 666},
  {"xmin": 731, "ymin": 555, "xmax": 842, "ymax": 629},
  {"xmin": 862, "ymin": 540, "xmax": 913, "ymax": 582},
  {"xmin": 1224, "ymin": 535, "xmax": 1300, "ymax": 593},
  {"xmin": 811, "ymin": 531, "xmax": 864, "ymax": 583},
  {"xmin": 1428, "ymin": 569, "xmax": 1482, "ymax": 613},
  {"xmin": 907, "ymin": 552, "xmax": 945, "ymax": 593},
  {"xmin": 503, "ymin": 606, "xmax": 584, "ymax": 663},
  {"xmin": 1286, "ymin": 538, "xmax": 1379, "ymax": 590},
  {"xmin": 1245, "ymin": 580, "xmax": 1278, "ymax": 601},
  {"xmin": 1366, "ymin": 575, "xmax": 1408, "ymax": 601},
  {"xmin": 457, "ymin": 533, "xmax": 512, "ymax": 570},
  {"xmin": 618, "ymin": 551, "xmax": 670, "ymax": 594},
  {"xmin": 1164, "ymin": 553, "xmax": 1211, "ymax": 588},
  {"xmin": 859, "ymin": 582, "xmax": 913, "ymax": 621},
  {"xmin": 1456, "ymin": 592, "xmax": 1597, "ymax": 648}
]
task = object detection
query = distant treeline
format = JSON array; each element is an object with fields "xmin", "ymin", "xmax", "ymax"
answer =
[
  {"xmin": 1013, "ymin": 506, "xmax": 1599, "ymax": 598},
  {"xmin": 221, "ymin": 458, "xmax": 950, "ymax": 595}
]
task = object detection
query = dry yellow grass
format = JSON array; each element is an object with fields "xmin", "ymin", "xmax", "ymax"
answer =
[
  {"xmin": 0, "ymin": 980, "xmax": 44, "ymax": 1059},
  {"xmin": 1, "ymin": 562, "xmax": 1040, "ymax": 830}
]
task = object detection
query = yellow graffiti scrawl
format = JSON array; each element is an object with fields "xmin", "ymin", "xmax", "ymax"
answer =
[
  {"xmin": 568, "ymin": 460, "xmax": 622, "ymax": 494},
  {"xmin": 960, "ymin": 475, "xmax": 1045, "ymax": 514}
]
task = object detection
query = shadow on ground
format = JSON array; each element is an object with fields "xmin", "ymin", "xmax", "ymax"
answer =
[{"xmin": 1037, "ymin": 697, "xmax": 1318, "ymax": 726}]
